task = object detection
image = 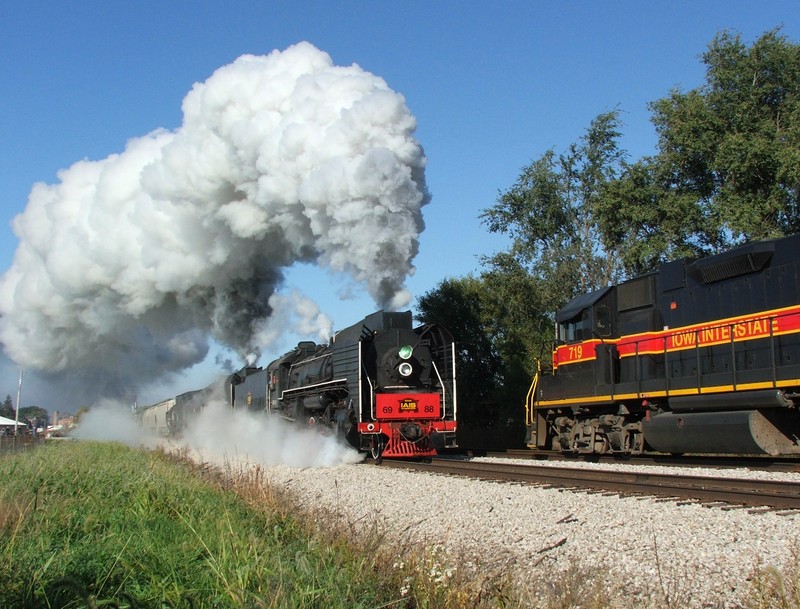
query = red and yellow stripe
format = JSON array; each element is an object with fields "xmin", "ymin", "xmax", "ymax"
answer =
[
  {"xmin": 541, "ymin": 303, "xmax": 800, "ymax": 409},
  {"xmin": 553, "ymin": 304, "xmax": 800, "ymax": 368}
]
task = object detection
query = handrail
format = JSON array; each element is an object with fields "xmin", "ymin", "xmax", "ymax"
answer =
[
  {"xmin": 451, "ymin": 342, "xmax": 458, "ymax": 424},
  {"xmin": 525, "ymin": 360, "xmax": 541, "ymax": 427},
  {"xmin": 430, "ymin": 360, "xmax": 446, "ymax": 419},
  {"xmin": 622, "ymin": 309, "xmax": 794, "ymax": 393}
]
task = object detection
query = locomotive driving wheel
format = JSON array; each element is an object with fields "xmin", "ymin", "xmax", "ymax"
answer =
[{"xmin": 370, "ymin": 435, "xmax": 385, "ymax": 464}]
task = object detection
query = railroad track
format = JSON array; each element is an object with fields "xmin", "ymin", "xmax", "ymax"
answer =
[
  {"xmin": 466, "ymin": 449, "xmax": 800, "ymax": 474},
  {"xmin": 380, "ymin": 458, "xmax": 800, "ymax": 510}
]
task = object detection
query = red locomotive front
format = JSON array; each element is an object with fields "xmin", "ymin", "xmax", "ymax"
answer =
[{"xmin": 341, "ymin": 311, "xmax": 458, "ymax": 461}]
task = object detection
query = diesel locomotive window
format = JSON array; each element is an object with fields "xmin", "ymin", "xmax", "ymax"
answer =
[
  {"xmin": 559, "ymin": 309, "xmax": 591, "ymax": 343},
  {"xmin": 594, "ymin": 305, "xmax": 612, "ymax": 337}
]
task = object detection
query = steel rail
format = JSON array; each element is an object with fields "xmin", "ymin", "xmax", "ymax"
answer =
[
  {"xmin": 468, "ymin": 449, "xmax": 800, "ymax": 474},
  {"xmin": 380, "ymin": 458, "xmax": 800, "ymax": 510}
]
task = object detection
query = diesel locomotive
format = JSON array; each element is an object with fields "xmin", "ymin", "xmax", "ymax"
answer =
[
  {"xmin": 526, "ymin": 234, "xmax": 800, "ymax": 456},
  {"xmin": 141, "ymin": 310, "xmax": 458, "ymax": 461}
]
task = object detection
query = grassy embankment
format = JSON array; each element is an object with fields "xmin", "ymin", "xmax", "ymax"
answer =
[
  {"xmin": 0, "ymin": 440, "xmax": 504, "ymax": 608},
  {"xmin": 1, "ymin": 440, "xmax": 799, "ymax": 609}
]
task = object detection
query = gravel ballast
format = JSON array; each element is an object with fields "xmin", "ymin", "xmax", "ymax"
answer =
[
  {"xmin": 243, "ymin": 457, "xmax": 799, "ymax": 608},
  {"xmin": 167, "ymin": 402, "xmax": 798, "ymax": 609}
]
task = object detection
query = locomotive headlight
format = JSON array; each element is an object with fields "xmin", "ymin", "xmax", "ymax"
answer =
[
  {"xmin": 398, "ymin": 362, "xmax": 413, "ymax": 377},
  {"xmin": 398, "ymin": 345, "xmax": 413, "ymax": 360}
]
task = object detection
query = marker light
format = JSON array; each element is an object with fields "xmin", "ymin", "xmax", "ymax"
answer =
[
  {"xmin": 398, "ymin": 362, "xmax": 413, "ymax": 377},
  {"xmin": 398, "ymin": 345, "xmax": 413, "ymax": 360}
]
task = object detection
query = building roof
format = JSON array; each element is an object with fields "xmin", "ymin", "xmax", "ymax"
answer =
[{"xmin": 0, "ymin": 415, "xmax": 23, "ymax": 426}]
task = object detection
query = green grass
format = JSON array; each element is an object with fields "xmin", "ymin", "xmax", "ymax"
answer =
[{"xmin": 0, "ymin": 441, "xmax": 423, "ymax": 608}]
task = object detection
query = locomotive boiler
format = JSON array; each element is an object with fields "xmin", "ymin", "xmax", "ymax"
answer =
[
  {"xmin": 233, "ymin": 310, "xmax": 458, "ymax": 461},
  {"xmin": 526, "ymin": 234, "xmax": 800, "ymax": 456}
]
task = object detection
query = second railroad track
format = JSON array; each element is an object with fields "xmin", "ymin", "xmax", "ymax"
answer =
[{"xmin": 380, "ymin": 458, "xmax": 800, "ymax": 511}]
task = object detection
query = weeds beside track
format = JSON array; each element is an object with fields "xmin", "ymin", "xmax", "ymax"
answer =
[
  {"xmin": 0, "ymin": 441, "xmax": 459, "ymax": 608},
  {"xmin": 2, "ymin": 441, "xmax": 799, "ymax": 608}
]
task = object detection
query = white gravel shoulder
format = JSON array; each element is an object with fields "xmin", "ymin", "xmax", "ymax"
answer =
[
  {"xmin": 196, "ymin": 448, "xmax": 800, "ymax": 609},
  {"xmin": 181, "ymin": 430, "xmax": 800, "ymax": 609}
]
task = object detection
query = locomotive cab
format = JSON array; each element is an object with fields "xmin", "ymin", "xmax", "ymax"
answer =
[
  {"xmin": 548, "ymin": 286, "xmax": 619, "ymax": 400},
  {"xmin": 556, "ymin": 286, "xmax": 614, "ymax": 344}
]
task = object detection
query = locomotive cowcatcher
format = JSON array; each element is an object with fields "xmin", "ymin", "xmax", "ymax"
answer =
[
  {"xmin": 233, "ymin": 310, "xmax": 458, "ymax": 461},
  {"xmin": 526, "ymin": 234, "xmax": 800, "ymax": 456}
]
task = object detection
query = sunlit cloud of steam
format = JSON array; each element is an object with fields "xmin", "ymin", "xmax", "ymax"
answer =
[
  {"xmin": 72, "ymin": 398, "xmax": 363, "ymax": 467},
  {"xmin": 70, "ymin": 399, "xmax": 151, "ymax": 447},
  {"xmin": 181, "ymin": 400, "xmax": 363, "ymax": 467},
  {"xmin": 0, "ymin": 41, "xmax": 428, "ymax": 396},
  {"xmin": 247, "ymin": 291, "xmax": 333, "ymax": 365}
]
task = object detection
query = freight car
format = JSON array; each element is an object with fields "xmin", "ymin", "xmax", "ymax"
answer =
[
  {"xmin": 526, "ymin": 234, "xmax": 800, "ymax": 456},
  {"xmin": 138, "ymin": 388, "xmax": 212, "ymax": 437},
  {"xmin": 139, "ymin": 397, "xmax": 174, "ymax": 436},
  {"xmin": 232, "ymin": 310, "xmax": 458, "ymax": 461}
]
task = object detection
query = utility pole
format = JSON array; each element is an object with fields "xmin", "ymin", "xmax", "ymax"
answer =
[{"xmin": 14, "ymin": 368, "xmax": 23, "ymax": 437}]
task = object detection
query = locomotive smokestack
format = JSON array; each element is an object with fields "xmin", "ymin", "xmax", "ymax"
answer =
[{"xmin": 0, "ymin": 42, "xmax": 429, "ymax": 398}]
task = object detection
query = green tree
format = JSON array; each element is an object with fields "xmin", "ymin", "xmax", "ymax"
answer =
[
  {"xmin": 416, "ymin": 276, "xmax": 506, "ymax": 444},
  {"xmin": 0, "ymin": 395, "xmax": 13, "ymax": 419},
  {"xmin": 416, "ymin": 267, "xmax": 547, "ymax": 448},
  {"xmin": 74, "ymin": 406, "xmax": 89, "ymax": 424},
  {"xmin": 599, "ymin": 28, "xmax": 800, "ymax": 273},
  {"xmin": 19, "ymin": 406, "xmax": 49, "ymax": 430},
  {"xmin": 418, "ymin": 112, "xmax": 628, "ymax": 447},
  {"xmin": 417, "ymin": 276, "xmax": 500, "ymax": 391},
  {"xmin": 481, "ymin": 109, "xmax": 627, "ymax": 309}
]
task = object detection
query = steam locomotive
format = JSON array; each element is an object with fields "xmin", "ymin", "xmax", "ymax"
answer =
[
  {"xmin": 232, "ymin": 310, "xmax": 458, "ymax": 460},
  {"xmin": 141, "ymin": 310, "xmax": 458, "ymax": 461},
  {"xmin": 526, "ymin": 234, "xmax": 800, "ymax": 456}
]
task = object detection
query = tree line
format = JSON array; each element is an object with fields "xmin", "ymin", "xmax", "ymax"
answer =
[
  {"xmin": 0, "ymin": 395, "xmax": 49, "ymax": 431},
  {"xmin": 416, "ymin": 28, "xmax": 800, "ymax": 446}
]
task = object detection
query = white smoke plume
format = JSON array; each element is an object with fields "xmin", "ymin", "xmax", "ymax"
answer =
[
  {"xmin": 246, "ymin": 290, "xmax": 333, "ymax": 364},
  {"xmin": 70, "ymin": 399, "xmax": 153, "ymax": 447},
  {"xmin": 180, "ymin": 400, "xmax": 363, "ymax": 467},
  {"xmin": 0, "ymin": 42, "xmax": 428, "ymax": 396},
  {"xmin": 72, "ymin": 398, "xmax": 362, "ymax": 467}
]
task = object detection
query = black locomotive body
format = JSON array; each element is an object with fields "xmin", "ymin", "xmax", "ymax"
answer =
[
  {"xmin": 232, "ymin": 310, "xmax": 458, "ymax": 460},
  {"xmin": 527, "ymin": 234, "xmax": 800, "ymax": 456}
]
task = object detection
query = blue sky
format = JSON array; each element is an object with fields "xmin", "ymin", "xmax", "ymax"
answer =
[{"xmin": 2, "ymin": 1, "xmax": 799, "ymax": 409}]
